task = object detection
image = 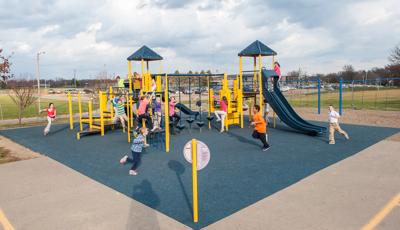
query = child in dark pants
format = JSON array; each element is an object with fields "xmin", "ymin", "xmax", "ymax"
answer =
[
  {"xmin": 119, "ymin": 127, "xmax": 149, "ymax": 175},
  {"xmin": 251, "ymin": 105, "xmax": 270, "ymax": 151}
]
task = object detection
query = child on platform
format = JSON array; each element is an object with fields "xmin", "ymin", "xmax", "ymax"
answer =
[
  {"xmin": 114, "ymin": 97, "xmax": 128, "ymax": 132},
  {"xmin": 328, "ymin": 105, "xmax": 349, "ymax": 144},
  {"xmin": 119, "ymin": 127, "xmax": 149, "ymax": 176},
  {"xmin": 41, "ymin": 103, "xmax": 56, "ymax": 136},
  {"xmin": 214, "ymin": 96, "xmax": 228, "ymax": 133},
  {"xmin": 251, "ymin": 105, "xmax": 270, "ymax": 151},
  {"xmin": 169, "ymin": 96, "xmax": 180, "ymax": 134}
]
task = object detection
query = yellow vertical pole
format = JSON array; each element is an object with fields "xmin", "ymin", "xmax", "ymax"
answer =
[
  {"xmin": 207, "ymin": 76, "xmax": 211, "ymax": 130},
  {"xmin": 156, "ymin": 75, "xmax": 161, "ymax": 92},
  {"xmin": 239, "ymin": 57, "xmax": 244, "ymax": 128},
  {"xmin": 127, "ymin": 93, "xmax": 131, "ymax": 142},
  {"xmin": 141, "ymin": 59, "xmax": 145, "ymax": 77},
  {"xmin": 68, "ymin": 92, "xmax": 73, "ymax": 130},
  {"xmin": 89, "ymin": 99, "xmax": 93, "ymax": 129},
  {"xmin": 259, "ymin": 54, "xmax": 263, "ymax": 113},
  {"xmin": 100, "ymin": 91, "xmax": 104, "ymax": 136},
  {"xmin": 78, "ymin": 92, "xmax": 83, "ymax": 131},
  {"xmin": 164, "ymin": 74, "xmax": 170, "ymax": 153},
  {"xmin": 129, "ymin": 95, "xmax": 134, "ymax": 128},
  {"xmin": 192, "ymin": 138, "xmax": 198, "ymax": 223},
  {"xmin": 253, "ymin": 56, "xmax": 257, "ymax": 92},
  {"xmin": 109, "ymin": 86, "xmax": 114, "ymax": 118},
  {"xmin": 128, "ymin": 60, "xmax": 132, "ymax": 76}
]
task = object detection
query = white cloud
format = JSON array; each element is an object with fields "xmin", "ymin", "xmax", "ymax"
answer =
[{"xmin": 1, "ymin": 0, "xmax": 400, "ymax": 78}]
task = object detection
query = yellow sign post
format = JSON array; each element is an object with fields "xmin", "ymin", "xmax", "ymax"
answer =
[
  {"xmin": 191, "ymin": 139, "xmax": 198, "ymax": 223},
  {"xmin": 68, "ymin": 92, "xmax": 73, "ymax": 130}
]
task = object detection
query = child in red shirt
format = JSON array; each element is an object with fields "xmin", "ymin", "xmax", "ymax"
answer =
[{"xmin": 41, "ymin": 103, "xmax": 56, "ymax": 136}]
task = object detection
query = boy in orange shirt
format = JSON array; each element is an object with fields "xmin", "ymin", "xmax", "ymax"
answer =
[{"xmin": 251, "ymin": 105, "xmax": 270, "ymax": 151}]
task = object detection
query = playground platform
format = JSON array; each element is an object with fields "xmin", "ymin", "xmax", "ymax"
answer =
[{"xmin": 0, "ymin": 120, "xmax": 398, "ymax": 229}]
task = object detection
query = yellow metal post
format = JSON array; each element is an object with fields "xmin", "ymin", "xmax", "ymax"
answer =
[
  {"xmin": 129, "ymin": 95, "xmax": 134, "ymax": 128},
  {"xmin": 207, "ymin": 76, "xmax": 211, "ymax": 130},
  {"xmin": 128, "ymin": 60, "xmax": 132, "ymax": 76},
  {"xmin": 127, "ymin": 93, "xmax": 131, "ymax": 142},
  {"xmin": 109, "ymin": 86, "xmax": 114, "ymax": 118},
  {"xmin": 253, "ymin": 56, "xmax": 257, "ymax": 92},
  {"xmin": 89, "ymin": 99, "xmax": 93, "ymax": 129},
  {"xmin": 156, "ymin": 75, "xmax": 161, "ymax": 92},
  {"xmin": 164, "ymin": 74, "xmax": 170, "ymax": 153},
  {"xmin": 239, "ymin": 57, "xmax": 244, "ymax": 128},
  {"xmin": 68, "ymin": 92, "xmax": 73, "ymax": 130},
  {"xmin": 192, "ymin": 139, "xmax": 198, "ymax": 223},
  {"xmin": 78, "ymin": 92, "xmax": 83, "ymax": 131},
  {"xmin": 259, "ymin": 54, "xmax": 263, "ymax": 113},
  {"xmin": 100, "ymin": 91, "xmax": 105, "ymax": 136},
  {"xmin": 141, "ymin": 59, "xmax": 145, "ymax": 77}
]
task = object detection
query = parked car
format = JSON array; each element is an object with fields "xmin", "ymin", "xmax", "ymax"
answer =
[
  {"xmin": 48, "ymin": 89, "xmax": 55, "ymax": 94},
  {"xmin": 64, "ymin": 88, "xmax": 79, "ymax": 94},
  {"xmin": 83, "ymin": 88, "xmax": 94, "ymax": 94}
]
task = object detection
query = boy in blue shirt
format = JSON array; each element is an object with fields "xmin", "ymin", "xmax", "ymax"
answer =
[{"xmin": 119, "ymin": 127, "xmax": 149, "ymax": 175}]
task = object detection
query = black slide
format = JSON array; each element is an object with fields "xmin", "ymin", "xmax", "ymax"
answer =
[
  {"xmin": 176, "ymin": 103, "xmax": 200, "ymax": 119},
  {"xmin": 261, "ymin": 69, "xmax": 326, "ymax": 135}
]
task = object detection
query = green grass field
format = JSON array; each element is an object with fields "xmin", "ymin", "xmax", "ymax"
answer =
[
  {"xmin": 0, "ymin": 95, "xmax": 89, "ymax": 120},
  {"xmin": 284, "ymin": 88, "xmax": 400, "ymax": 111}
]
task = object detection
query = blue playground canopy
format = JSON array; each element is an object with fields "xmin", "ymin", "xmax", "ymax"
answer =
[
  {"xmin": 238, "ymin": 40, "xmax": 277, "ymax": 57},
  {"xmin": 127, "ymin": 45, "xmax": 163, "ymax": 61}
]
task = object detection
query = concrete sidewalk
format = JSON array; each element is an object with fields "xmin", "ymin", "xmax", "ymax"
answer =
[
  {"xmin": 1, "ymin": 136, "xmax": 399, "ymax": 230},
  {"xmin": 205, "ymin": 138, "xmax": 400, "ymax": 230},
  {"xmin": 0, "ymin": 157, "xmax": 189, "ymax": 230}
]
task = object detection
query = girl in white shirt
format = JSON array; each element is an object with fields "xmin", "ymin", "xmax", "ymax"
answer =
[{"xmin": 328, "ymin": 105, "xmax": 349, "ymax": 144}]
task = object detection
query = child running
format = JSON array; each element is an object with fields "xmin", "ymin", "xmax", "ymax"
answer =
[
  {"xmin": 214, "ymin": 96, "xmax": 228, "ymax": 133},
  {"xmin": 151, "ymin": 96, "xmax": 162, "ymax": 132},
  {"xmin": 119, "ymin": 127, "xmax": 149, "ymax": 176},
  {"xmin": 41, "ymin": 103, "xmax": 56, "ymax": 136},
  {"xmin": 251, "ymin": 105, "xmax": 270, "ymax": 151},
  {"xmin": 328, "ymin": 105, "xmax": 349, "ymax": 144},
  {"xmin": 113, "ymin": 97, "xmax": 128, "ymax": 132}
]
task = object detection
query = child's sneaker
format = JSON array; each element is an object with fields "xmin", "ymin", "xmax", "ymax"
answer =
[
  {"xmin": 344, "ymin": 133, "xmax": 349, "ymax": 140},
  {"xmin": 262, "ymin": 146, "xmax": 270, "ymax": 151},
  {"xmin": 120, "ymin": 155, "xmax": 128, "ymax": 164},
  {"xmin": 129, "ymin": 170, "xmax": 138, "ymax": 176},
  {"xmin": 329, "ymin": 141, "xmax": 335, "ymax": 145}
]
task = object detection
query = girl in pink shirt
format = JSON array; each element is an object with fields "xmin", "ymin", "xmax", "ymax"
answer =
[
  {"xmin": 169, "ymin": 97, "xmax": 180, "ymax": 123},
  {"xmin": 274, "ymin": 62, "xmax": 281, "ymax": 81},
  {"xmin": 135, "ymin": 95, "xmax": 153, "ymax": 131},
  {"xmin": 41, "ymin": 103, "xmax": 56, "ymax": 136},
  {"xmin": 214, "ymin": 96, "xmax": 228, "ymax": 133}
]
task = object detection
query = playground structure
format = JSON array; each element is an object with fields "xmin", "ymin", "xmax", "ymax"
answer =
[{"xmin": 68, "ymin": 40, "xmax": 329, "ymax": 152}]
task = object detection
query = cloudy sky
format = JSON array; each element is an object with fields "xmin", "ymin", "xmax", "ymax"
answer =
[{"xmin": 1, "ymin": 0, "xmax": 399, "ymax": 79}]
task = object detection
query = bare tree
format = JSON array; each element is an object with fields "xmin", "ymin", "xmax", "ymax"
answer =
[
  {"xmin": 8, "ymin": 81, "xmax": 38, "ymax": 125},
  {"xmin": 0, "ymin": 48, "xmax": 14, "ymax": 83},
  {"xmin": 388, "ymin": 45, "xmax": 400, "ymax": 65},
  {"xmin": 341, "ymin": 65, "xmax": 356, "ymax": 81},
  {"xmin": 386, "ymin": 44, "xmax": 400, "ymax": 81}
]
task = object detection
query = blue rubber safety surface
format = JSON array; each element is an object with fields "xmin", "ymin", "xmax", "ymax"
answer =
[{"xmin": 1, "ymin": 121, "xmax": 398, "ymax": 229}]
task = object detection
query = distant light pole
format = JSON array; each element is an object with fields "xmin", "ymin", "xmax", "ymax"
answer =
[{"xmin": 36, "ymin": 51, "xmax": 45, "ymax": 113}]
